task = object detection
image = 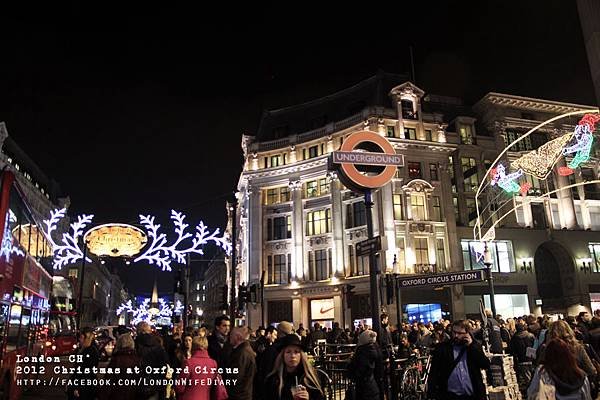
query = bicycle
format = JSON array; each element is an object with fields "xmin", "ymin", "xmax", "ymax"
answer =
[{"xmin": 396, "ymin": 353, "xmax": 432, "ymax": 400}]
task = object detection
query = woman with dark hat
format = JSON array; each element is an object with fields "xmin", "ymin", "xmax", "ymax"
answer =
[
  {"xmin": 265, "ymin": 334, "xmax": 325, "ymax": 400},
  {"xmin": 346, "ymin": 329, "xmax": 383, "ymax": 399}
]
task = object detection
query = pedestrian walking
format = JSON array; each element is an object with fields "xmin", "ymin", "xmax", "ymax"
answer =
[
  {"xmin": 99, "ymin": 333, "xmax": 140, "ymax": 400},
  {"xmin": 175, "ymin": 336, "xmax": 228, "ymax": 400},
  {"xmin": 346, "ymin": 329, "xmax": 383, "ymax": 399},
  {"xmin": 136, "ymin": 321, "xmax": 170, "ymax": 400},
  {"xmin": 527, "ymin": 338, "xmax": 592, "ymax": 399},
  {"xmin": 265, "ymin": 334, "xmax": 324, "ymax": 400},
  {"xmin": 225, "ymin": 326, "xmax": 256, "ymax": 400},
  {"xmin": 208, "ymin": 315, "xmax": 232, "ymax": 368}
]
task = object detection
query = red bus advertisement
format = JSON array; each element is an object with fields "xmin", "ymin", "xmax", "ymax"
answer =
[{"xmin": 0, "ymin": 171, "xmax": 53, "ymax": 400}]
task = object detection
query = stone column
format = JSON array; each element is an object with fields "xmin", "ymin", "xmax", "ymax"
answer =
[
  {"xmin": 292, "ymin": 297, "xmax": 302, "ymax": 328},
  {"xmin": 330, "ymin": 174, "xmax": 345, "ymax": 276},
  {"xmin": 521, "ymin": 197, "xmax": 534, "ymax": 228},
  {"xmin": 555, "ymin": 158, "xmax": 578, "ymax": 229},
  {"xmin": 290, "ymin": 180, "xmax": 305, "ymax": 281},
  {"xmin": 380, "ymin": 182, "xmax": 397, "ymax": 271},
  {"xmin": 576, "ymin": 170, "xmax": 592, "ymax": 229},
  {"xmin": 248, "ymin": 187, "xmax": 262, "ymax": 282}
]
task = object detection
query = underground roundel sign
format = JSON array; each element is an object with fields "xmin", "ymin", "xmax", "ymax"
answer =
[{"xmin": 330, "ymin": 130, "xmax": 404, "ymax": 192}]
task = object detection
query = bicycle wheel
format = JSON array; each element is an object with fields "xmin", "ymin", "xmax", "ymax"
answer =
[{"xmin": 401, "ymin": 367, "xmax": 420, "ymax": 400}]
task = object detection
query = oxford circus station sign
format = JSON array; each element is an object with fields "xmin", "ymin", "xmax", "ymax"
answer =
[{"xmin": 330, "ymin": 130, "xmax": 404, "ymax": 191}]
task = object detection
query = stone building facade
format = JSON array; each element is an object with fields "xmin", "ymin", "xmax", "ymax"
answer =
[{"xmin": 232, "ymin": 71, "xmax": 600, "ymax": 328}]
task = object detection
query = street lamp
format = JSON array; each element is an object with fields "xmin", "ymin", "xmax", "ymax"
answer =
[
  {"xmin": 392, "ymin": 254, "xmax": 402, "ymax": 327},
  {"xmin": 483, "ymin": 242, "xmax": 497, "ymax": 317}
]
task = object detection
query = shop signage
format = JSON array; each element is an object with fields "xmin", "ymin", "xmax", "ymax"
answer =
[
  {"xmin": 310, "ymin": 298, "xmax": 335, "ymax": 320},
  {"xmin": 84, "ymin": 223, "xmax": 148, "ymax": 257},
  {"xmin": 330, "ymin": 130, "xmax": 404, "ymax": 191},
  {"xmin": 356, "ymin": 236, "xmax": 382, "ymax": 256},
  {"xmin": 398, "ymin": 270, "xmax": 484, "ymax": 288}
]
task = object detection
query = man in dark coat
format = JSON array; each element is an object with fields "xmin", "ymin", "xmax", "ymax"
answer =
[
  {"xmin": 207, "ymin": 315, "xmax": 231, "ymax": 368},
  {"xmin": 307, "ymin": 322, "xmax": 327, "ymax": 352},
  {"xmin": 429, "ymin": 320, "xmax": 491, "ymax": 400},
  {"xmin": 327, "ymin": 322, "xmax": 349, "ymax": 344},
  {"xmin": 484, "ymin": 309, "xmax": 503, "ymax": 354},
  {"xmin": 225, "ymin": 326, "xmax": 256, "ymax": 400},
  {"xmin": 135, "ymin": 322, "xmax": 170, "ymax": 400}
]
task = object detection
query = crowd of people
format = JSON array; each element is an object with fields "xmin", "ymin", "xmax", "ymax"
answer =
[{"xmin": 63, "ymin": 308, "xmax": 600, "ymax": 400}]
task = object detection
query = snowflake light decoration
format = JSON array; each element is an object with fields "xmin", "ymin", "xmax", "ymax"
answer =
[
  {"xmin": 134, "ymin": 210, "xmax": 231, "ymax": 271},
  {"xmin": 116, "ymin": 297, "xmax": 179, "ymax": 325},
  {"xmin": 0, "ymin": 211, "xmax": 24, "ymax": 262},
  {"xmin": 44, "ymin": 208, "xmax": 230, "ymax": 271},
  {"xmin": 43, "ymin": 208, "xmax": 94, "ymax": 270}
]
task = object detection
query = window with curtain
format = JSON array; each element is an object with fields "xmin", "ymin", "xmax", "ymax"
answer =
[
  {"xmin": 393, "ymin": 193, "xmax": 404, "ymax": 220},
  {"xmin": 411, "ymin": 195, "xmax": 426, "ymax": 221},
  {"xmin": 306, "ymin": 209, "xmax": 331, "ymax": 236},
  {"xmin": 414, "ymin": 237, "xmax": 429, "ymax": 266},
  {"xmin": 431, "ymin": 196, "xmax": 442, "ymax": 221}
]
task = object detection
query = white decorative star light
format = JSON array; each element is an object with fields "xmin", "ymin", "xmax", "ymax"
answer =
[
  {"xmin": 116, "ymin": 297, "xmax": 178, "ymax": 325},
  {"xmin": 134, "ymin": 210, "xmax": 231, "ymax": 271},
  {"xmin": 43, "ymin": 208, "xmax": 94, "ymax": 270}
]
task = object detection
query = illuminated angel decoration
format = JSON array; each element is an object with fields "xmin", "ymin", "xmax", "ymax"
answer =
[
  {"xmin": 490, "ymin": 164, "xmax": 525, "ymax": 194},
  {"xmin": 560, "ymin": 114, "xmax": 600, "ymax": 176}
]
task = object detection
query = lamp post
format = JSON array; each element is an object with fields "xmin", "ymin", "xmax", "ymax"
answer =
[
  {"xmin": 483, "ymin": 242, "xmax": 497, "ymax": 317},
  {"xmin": 391, "ymin": 255, "xmax": 402, "ymax": 327}
]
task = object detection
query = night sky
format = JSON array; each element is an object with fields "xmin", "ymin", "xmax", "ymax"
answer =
[{"xmin": 0, "ymin": 2, "xmax": 595, "ymax": 294}]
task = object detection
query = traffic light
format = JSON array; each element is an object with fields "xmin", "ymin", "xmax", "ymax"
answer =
[
  {"xmin": 385, "ymin": 275, "xmax": 394, "ymax": 305},
  {"xmin": 238, "ymin": 283, "xmax": 249, "ymax": 309},
  {"xmin": 249, "ymin": 283, "xmax": 258, "ymax": 303},
  {"xmin": 345, "ymin": 284, "xmax": 355, "ymax": 305},
  {"xmin": 220, "ymin": 285, "xmax": 228, "ymax": 310},
  {"xmin": 174, "ymin": 270, "xmax": 183, "ymax": 294}
]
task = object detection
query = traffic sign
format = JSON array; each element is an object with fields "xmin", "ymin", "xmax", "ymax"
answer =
[
  {"xmin": 356, "ymin": 236, "xmax": 382, "ymax": 256},
  {"xmin": 398, "ymin": 270, "xmax": 484, "ymax": 288}
]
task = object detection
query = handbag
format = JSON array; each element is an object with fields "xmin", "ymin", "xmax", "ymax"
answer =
[
  {"xmin": 210, "ymin": 372, "xmax": 228, "ymax": 400},
  {"xmin": 528, "ymin": 367, "xmax": 555, "ymax": 400},
  {"xmin": 344, "ymin": 384, "xmax": 356, "ymax": 400}
]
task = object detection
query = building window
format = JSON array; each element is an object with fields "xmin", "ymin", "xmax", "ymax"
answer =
[
  {"xmin": 436, "ymin": 238, "xmax": 446, "ymax": 271},
  {"xmin": 310, "ymin": 249, "xmax": 331, "ymax": 281},
  {"xmin": 306, "ymin": 209, "xmax": 331, "ymax": 236},
  {"xmin": 401, "ymin": 99, "xmax": 417, "ymax": 119},
  {"xmin": 396, "ymin": 235, "xmax": 406, "ymax": 274},
  {"xmin": 582, "ymin": 168, "xmax": 600, "ymax": 200},
  {"xmin": 68, "ymin": 268, "xmax": 78, "ymax": 279},
  {"xmin": 461, "ymin": 157, "xmax": 479, "ymax": 192},
  {"xmin": 273, "ymin": 254, "xmax": 290, "ymax": 284},
  {"xmin": 393, "ymin": 193, "xmax": 404, "ymax": 220},
  {"xmin": 588, "ymin": 243, "xmax": 600, "ymax": 273},
  {"xmin": 404, "ymin": 128, "xmax": 417, "ymax": 140},
  {"xmin": 408, "ymin": 162, "xmax": 422, "ymax": 179},
  {"xmin": 305, "ymin": 178, "xmax": 329, "ymax": 198},
  {"xmin": 309, "ymin": 145, "xmax": 319, "ymax": 158},
  {"xmin": 461, "ymin": 240, "xmax": 515, "ymax": 273},
  {"xmin": 266, "ymin": 216, "xmax": 292, "ymax": 241},
  {"xmin": 459, "ymin": 125, "xmax": 474, "ymax": 144},
  {"xmin": 265, "ymin": 186, "xmax": 291, "ymax": 205},
  {"xmin": 414, "ymin": 237, "xmax": 429, "ymax": 267},
  {"xmin": 346, "ymin": 201, "xmax": 366, "ymax": 228},
  {"xmin": 349, "ymin": 245, "xmax": 368, "ymax": 276},
  {"xmin": 387, "ymin": 126, "xmax": 396, "ymax": 138},
  {"xmin": 429, "ymin": 163, "xmax": 439, "ymax": 181},
  {"xmin": 411, "ymin": 194, "xmax": 426, "ymax": 221},
  {"xmin": 465, "ymin": 198, "xmax": 477, "ymax": 226},
  {"xmin": 270, "ymin": 154, "xmax": 282, "ymax": 167},
  {"xmin": 425, "ymin": 129, "xmax": 432, "ymax": 141},
  {"xmin": 431, "ymin": 196, "xmax": 442, "ymax": 221}
]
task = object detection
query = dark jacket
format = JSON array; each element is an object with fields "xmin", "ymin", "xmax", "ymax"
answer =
[
  {"xmin": 346, "ymin": 343, "xmax": 383, "ymax": 398},
  {"xmin": 135, "ymin": 333, "xmax": 170, "ymax": 399},
  {"xmin": 307, "ymin": 329, "xmax": 327, "ymax": 351},
  {"xmin": 208, "ymin": 331, "xmax": 231, "ymax": 368},
  {"xmin": 226, "ymin": 341, "xmax": 256, "ymax": 400},
  {"xmin": 264, "ymin": 364, "xmax": 325, "ymax": 400},
  {"xmin": 429, "ymin": 340, "xmax": 491, "ymax": 400},
  {"xmin": 508, "ymin": 330, "xmax": 535, "ymax": 363},
  {"xmin": 99, "ymin": 348, "xmax": 140, "ymax": 400},
  {"xmin": 68, "ymin": 344, "xmax": 100, "ymax": 400},
  {"xmin": 327, "ymin": 327, "xmax": 349, "ymax": 344},
  {"xmin": 486, "ymin": 318, "xmax": 504, "ymax": 354}
]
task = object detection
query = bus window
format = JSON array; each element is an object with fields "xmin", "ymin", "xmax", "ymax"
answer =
[
  {"xmin": 7, "ymin": 304, "xmax": 21, "ymax": 352},
  {"xmin": 18, "ymin": 308, "xmax": 31, "ymax": 348}
]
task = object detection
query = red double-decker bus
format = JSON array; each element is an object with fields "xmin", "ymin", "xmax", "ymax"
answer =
[{"xmin": 0, "ymin": 171, "xmax": 53, "ymax": 400}]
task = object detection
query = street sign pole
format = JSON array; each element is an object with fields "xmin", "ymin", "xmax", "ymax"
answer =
[{"xmin": 365, "ymin": 190, "xmax": 381, "ymax": 334}]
